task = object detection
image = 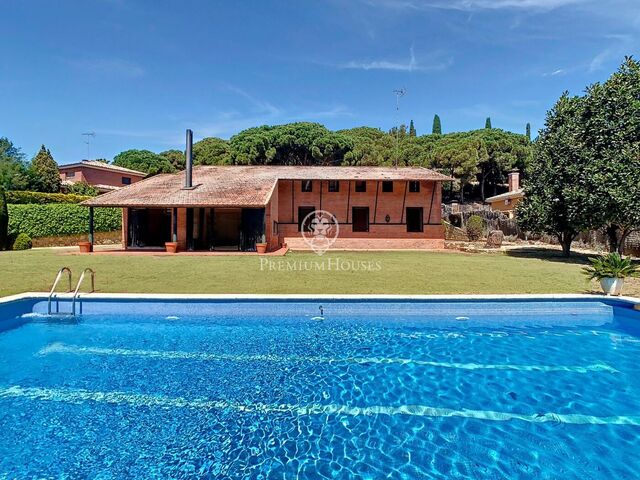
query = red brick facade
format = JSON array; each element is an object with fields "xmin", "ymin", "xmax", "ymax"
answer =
[{"xmin": 60, "ymin": 161, "xmax": 146, "ymax": 193}]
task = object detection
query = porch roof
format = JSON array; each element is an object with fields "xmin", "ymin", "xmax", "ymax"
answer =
[{"xmin": 83, "ymin": 165, "xmax": 452, "ymax": 208}]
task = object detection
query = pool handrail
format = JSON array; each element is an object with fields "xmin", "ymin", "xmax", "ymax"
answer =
[
  {"xmin": 47, "ymin": 267, "xmax": 72, "ymax": 315},
  {"xmin": 72, "ymin": 268, "xmax": 95, "ymax": 316}
]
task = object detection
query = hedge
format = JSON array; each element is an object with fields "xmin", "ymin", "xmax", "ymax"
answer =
[
  {"xmin": 8, "ymin": 204, "xmax": 121, "ymax": 238},
  {"xmin": 6, "ymin": 190, "xmax": 93, "ymax": 205}
]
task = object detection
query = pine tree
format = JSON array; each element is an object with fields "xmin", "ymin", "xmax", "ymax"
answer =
[
  {"xmin": 485, "ymin": 117, "xmax": 492, "ymax": 129},
  {"xmin": 432, "ymin": 114, "xmax": 442, "ymax": 135},
  {"xmin": 409, "ymin": 120, "xmax": 416, "ymax": 137},
  {"xmin": 526, "ymin": 123, "xmax": 531, "ymax": 140},
  {"xmin": 30, "ymin": 145, "xmax": 61, "ymax": 193},
  {"xmin": 0, "ymin": 187, "xmax": 8, "ymax": 250}
]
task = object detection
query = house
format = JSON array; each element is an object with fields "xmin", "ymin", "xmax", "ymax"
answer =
[
  {"xmin": 83, "ymin": 164, "xmax": 452, "ymax": 253},
  {"xmin": 59, "ymin": 160, "xmax": 146, "ymax": 193},
  {"xmin": 485, "ymin": 170, "xmax": 523, "ymax": 219}
]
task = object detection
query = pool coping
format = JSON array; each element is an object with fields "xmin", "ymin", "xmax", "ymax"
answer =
[{"xmin": 1, "ymin": 291, "xmax": 639, "ymax": 306}]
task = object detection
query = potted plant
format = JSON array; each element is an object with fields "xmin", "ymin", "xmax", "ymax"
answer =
[
  {"xmin": 78, "ymin": 241, "xmax": 92, "ymax": 253},
  {"xmin": 255, "ymin": 234, "xmax": 267, "ymax": 255},
  {"xmin": 582, "ymin": 252, "xmax": 639, "ymax": 296},
  {"xmin": 165, "ymin": 241, "xmax": 178, "ymax": 254}
]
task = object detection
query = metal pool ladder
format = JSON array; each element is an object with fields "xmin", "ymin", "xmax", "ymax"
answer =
[
  {"xmin": 47, "ymin": 267, "xmax": 96, "ymax": 316},
  {"xmin": 71, "ymin": 268, "xmax": 95, "ymax": 316},
  {"xmin": 47, "ymin": 267, "xmax": 72, "ymax": 315}
]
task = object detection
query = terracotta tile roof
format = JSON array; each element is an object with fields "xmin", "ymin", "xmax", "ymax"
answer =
[
  {"xmin": 83, "ymin": 166, "xmax": 452, "ymax": 208},
  {"xmin": 59, "ymin": 160, "xmax": 147, "ymax": 176}
]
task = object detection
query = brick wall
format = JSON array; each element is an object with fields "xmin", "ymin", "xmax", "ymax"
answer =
[{"xmin": 60, "ymin": 166, "xmax": 145, "ymax": 188}]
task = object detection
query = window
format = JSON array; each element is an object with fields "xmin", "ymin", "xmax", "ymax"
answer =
[
  {"xmin": 409, "ymin": 181, "xmax": 420, "ymax": 193},
  {"xmin": 406, "ymin": 207, "xmax": 423, "ymax": 232},
  {"xmin": 122, "ymin": 176, "xmax": 132, "ymax": 185},
  {"xmin": 298, "ymin": 206, "xmax": 315, "ymax": 232},
  {"xmin": 355, "ymin": 181, "xmax": 366, "ymax": 192},
  {"xmin": 301, "ymin": 180, "xmax": 313, "ymax": 192},
  {"xmin": 328, "ymin": 180, "xmax": 339, "ymax": 192},
  {"xmin": 382, "ymin": 181, "xmax": 393, "ymax": 193},
  {"xmin": 352, "ymin": 207, "xmax": 369, "ymax": 232},
  {"xmin": 66, "ymin": 171, "xmax": 76, "ymax": 179}
]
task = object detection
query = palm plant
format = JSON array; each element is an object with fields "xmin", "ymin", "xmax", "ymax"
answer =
[{"xmin": 582, "ymin": 252, "xmax": 640, "ymax": 281}]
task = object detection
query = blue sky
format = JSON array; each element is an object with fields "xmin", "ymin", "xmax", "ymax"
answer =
[{"xmin": 1, "ymin": 0, "xmax": 638, "ymax": 164}]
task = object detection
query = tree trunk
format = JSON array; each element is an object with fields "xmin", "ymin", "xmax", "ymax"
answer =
[
  {"xmin": 606, "ymin": 224, "xmax": 632, "ymax": 254},
  {"xmin": 480, "ymin": 172, "xmax": 486, "ymax": 201},
  {"xmin": 559, "ymin": 231, "xmax": 575, "ymax": 257}
]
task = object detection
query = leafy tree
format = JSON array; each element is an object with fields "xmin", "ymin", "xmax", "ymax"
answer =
[
  {"xmin": 0, "ymin": 137, "xmax": 29, "ymax": 190},
  {"xmin": 485, "ymin": 117, "xmax": 492, "ymax": 129},
  {"xmin": 30, "ymin": 145, "xmax": 61, "ymax": 193},
  {"xmin": 526, "ymin": 123, "xmax": 531, "ymax": 141},
  {"xmin": 159, "ymin": 149, "xmax": 185, "ymax": 170},
  {"xmin": 229, "ymin": 122, "xmax": 352, "ymax": 165},
  {"xmin": 192, "ymin": 137, "xmax": 230, "ymax": 165},
  {"xmin": 580, "ymin": 57, "xmax": 640, "ymax": 253},
  {"xmin": 0, "ymin": 187, "xmax": 8, "ymax": 250},
  {"xmin": 432, "ymin": 115, "xmax": 442, "ymax": 135},
  {"xmin": 409, "ymin": 120, "xmax": 416, "ymax": 137},
  {"xmin": 339, "ymin": 127, "xmax": 394, "ymax": 165},
  {"xmin": 517, "ymin": 94, "xmax": 598, "ymax": 256},
  {"xmin": 113, "ymin": 149, "xmax": 174, "ymax": 175}
]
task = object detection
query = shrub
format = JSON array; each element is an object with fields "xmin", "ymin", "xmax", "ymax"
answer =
[
  {"xmin": 7, "ymin": 204, "xmax": 121, "ymax": 238},
  {"xmin": 66, "ymin": 181, "xmax": 99, "ymax": 196},
  {"xmin": 466, "ymin": 215, "xmax": 485, "ymax": 241},
  {"xmin": 6, "ymin": 190, "xmax": 92, "ymax": 205},
  {"xmin": 12, "ymin": 233, "xmax": 32, "ymax": 250}
]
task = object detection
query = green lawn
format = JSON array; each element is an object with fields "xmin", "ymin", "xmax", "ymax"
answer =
[{"xmin": 0, "ymin": 247, "xmax": 613, "ymax": 297}]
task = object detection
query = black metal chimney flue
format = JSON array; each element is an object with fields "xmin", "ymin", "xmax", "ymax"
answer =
[{"xmin": 185, "ymin": 129, "xmax": 193, "ymax": 188}]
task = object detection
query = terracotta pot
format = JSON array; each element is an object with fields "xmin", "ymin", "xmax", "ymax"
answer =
[
  {"xmin": 256, "ymin": 243, "xmax": 268, "ymax": 255},
  {"xmin": 78, "ymin": 241, "xmax": 92, "ymax": 254},
  {"xmin": 165, "ymin": 242, "xmax": 179, "ymax": 254},
  {"xmin": 600, "ymin": 277, "xmax": 624, "ymax": 296}
]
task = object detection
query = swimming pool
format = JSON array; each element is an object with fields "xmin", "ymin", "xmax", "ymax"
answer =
[{"xmin": 0, "ymin": 294, "xmax": 639, "ymax": 479}]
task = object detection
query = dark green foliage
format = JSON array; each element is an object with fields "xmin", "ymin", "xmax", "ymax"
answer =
[
  {"xmin": 8, "ymin": 204, "xmax": 121, "ymax": 238},
  {"xmin": 6, "ymin": 190, "xmax": 91, "ymax": 204},
  {"xmin": 229, "ymin": 122, "xmax": 353, "ymax": 166},
  {"xmin": 432, "ymin": 115, "xmax": 442, "ymax": 135},
  {"xmin": 12, "ymin": 233, "xmax": 32, "ymax": 250},
  {"xmin": 517, "ymin": 94, "xmax": 598, "ymax": 256},
  {"xmin": 30, "ymin": 145, "xmax": 61, "ymax": 193},
  {"xmin": 583, "ymin": 252, "xmax": 639, "ymax": 280},
  {"xmin": 193, "ymin": 137, "xmax": 230, "ymax": 165},
  {"xmin": 526, "ymin": 123, "xmax": 531, "ymax": 140},
  {"xmin": 0, "ymin": 187, "xmax": 8, "ymax": 250},
  {"xmin": 66, "ymin": 181, "xmax": 99, "ymax": 196},
  {"xmin": 485, "ymin": 117, "xmax": 492, "ymax": 129},
  {"xmin": 409, "ymin": 120, "xmax": 416, "ymax": 137},
  {"xmin": 466, "ymin": 215, "xmax": 485, "ymax": 241},
  {"xmin": 159, "ymin": 150, "xmax": 185, "ymax": 170},
  {"xmin": 0, "ymin": 137, "xmax": 30, "ymax": 190},
  {"xmin": 113, "ymin": 150, "xmax": 173, "ymax": 175}
]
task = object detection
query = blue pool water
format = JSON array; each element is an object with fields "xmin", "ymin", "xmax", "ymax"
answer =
[{"xmin": 0, "ymin": 297, "xmax": 639, "ymax": 479}]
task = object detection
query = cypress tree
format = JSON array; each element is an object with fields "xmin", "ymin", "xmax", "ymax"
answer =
[
  {"xmin": 30, "ymin": 145, "xmax": 61, "ymax": 193},
  {"xmin": 526, "ymin": 122, "xmax": 531, "ymax": 140},
  {"xmin": 0, "ymin": 187, "xmax": 8, "ymax": 250},
  {"xmin": 485, "ymin": 117, "xmax": 492, "ymax": 129},
  {"xmin": 432, "ymin": 114, "xmax": 442, "ymax": 135},
  {"xmin": 409, "ymin": 120, "xmax": 416, "ymax": 137}
]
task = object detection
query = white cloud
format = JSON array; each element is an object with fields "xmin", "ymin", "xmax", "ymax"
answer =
[
  {"xmin": 341, "ymin": 46, "xmax": 452, "ymax": 72},
  {"xmin": 361, "ymin": 0, "xmax": 589, "ymax": 11},
  {"xmin": 222, "ymin": 84, "xmax": 282, "ymax": 116},
  {"xmin": 68, "ymin": 58, "xmax": 145, "ymax": 78}
]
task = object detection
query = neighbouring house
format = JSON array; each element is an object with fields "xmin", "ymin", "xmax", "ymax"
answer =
[
  {"xmin": 83, "ymin": 163, "xmax": 452, "ymax": 253},
  {"xmin": 59, "ymin": 160, "xmax": 146, "ymax": 193},
  {"xmin": 485, "ymin": 170, "xmax": 524, "ymax": 219}
]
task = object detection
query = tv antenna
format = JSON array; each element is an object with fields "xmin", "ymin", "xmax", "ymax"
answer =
[
  {"xmin": 82, "ymin": 132, "xmax": 95, "ymax": 159},
  {"xmin": 392, "ymin": 88, "xmax": 406, "ymax": 167}
]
